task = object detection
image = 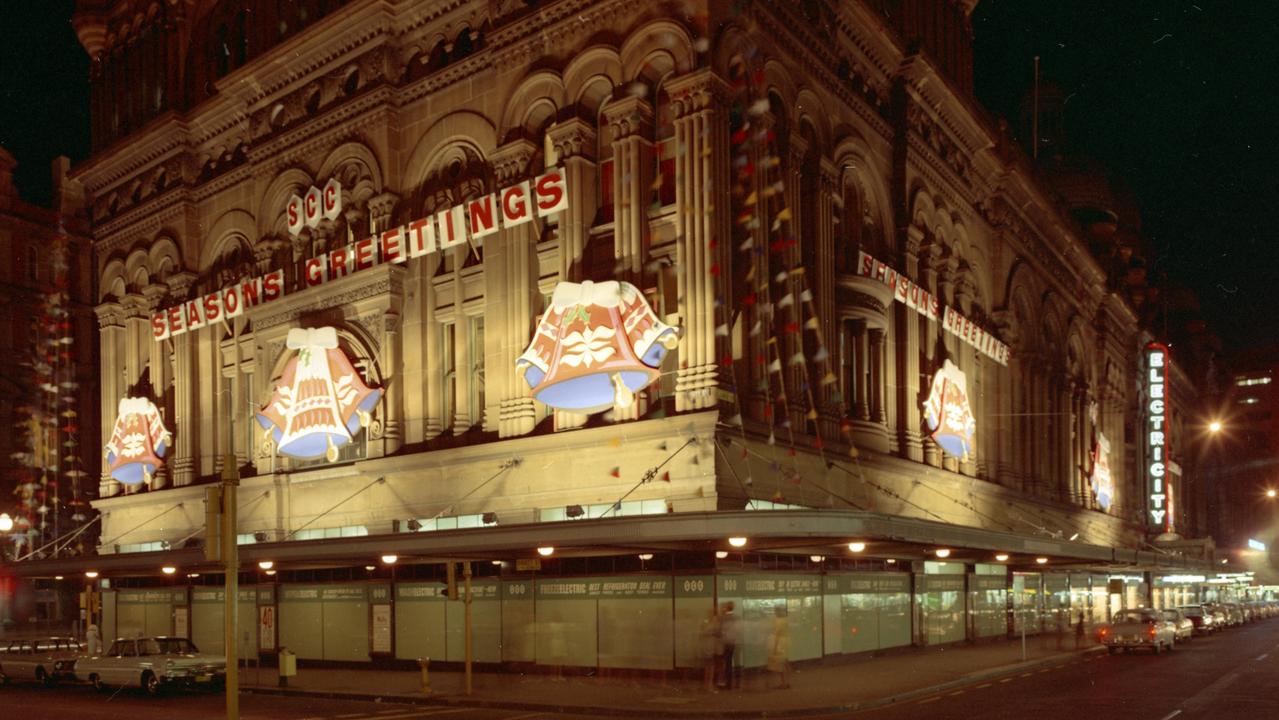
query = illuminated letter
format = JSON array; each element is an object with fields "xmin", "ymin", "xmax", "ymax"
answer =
[
  {"xmin": 304, "ymin": 186, "xmax": 322, "ymax": 228},
  {"xmin": 406, "ymin": 216, "xmax": 436, "ymax": 258},
  {"xmin": 287, "ymin": 194, "xmax": 304, "ymax": 236},
  {"xmin": 380, "ymin": 226, "xmax": 404, "ymax": 264},
  {"xmin": 1149, "ymin": 399, "xmax": 1165, "ymax": 415},
  {"xmin": 304, "ymin": 257, "xmax": 327, "ymax": 287},
  {"xmin": 1150, "ymin": 462, "xmax": 1165, "ymax": 478},
  {"xmin": 467, "ymin": 193, "xmax": 499, "ymax": 241},
  {"xmin": 203, "ymin": 291, "xmax": 222, "ymax": 323},
  {"xmin": 241, "ymin": 277, "xmax": 263, "ymax": 308},
  {"xmin": 534, "ymin": 168, "xmax": 568, "ymax": 216},
  {"xmin": 500, "ymin": 181, "xmax": 531, "ymax": 227},
  {"xmin": 321, "ymin": 178, "xmax": 342, "ymax": 221},
  {"xmin": 184, "ymin": 299, "xmax": 206, "ymax": 330},
  {"xmin": 437, "ymin": 204, "xmax": 468, "ymax": 251},
  {"xmin": 167, "ymin": 306, "xmax": 185, "ymax": 336},
  {"xmin": 152, "ymin": 311, "xmax": 170, "ymax": 341},
  {"xmin": 222, "ymin": 285, "xmax": 243, "ymax": 319},
  {"xmin": 354, "ymin": 237, "xmax": 376, "ymax": 272},
  {"xmin": 262, "ymin": 270, "xmax": 284, "ymax": 301},
  {"xmin": 328, "ymin": 246, "xmax": 352, "ymax": 279}
]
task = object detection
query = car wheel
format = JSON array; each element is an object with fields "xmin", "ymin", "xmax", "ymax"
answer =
[
  {"xmin": 142, "ymin": 671, "xmax": 161, "ymax": 697},
  {"xmin": 90, "ymin": 674, "xmax": 105, "ymax": 692},
  {"xmin": 35, "ymin": 667, "xmax": 54, "ymax": 688}
]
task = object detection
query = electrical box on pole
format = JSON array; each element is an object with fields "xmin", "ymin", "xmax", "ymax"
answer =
[{"xmin": 205, "ymin": 486, "xmax": 223, "ymax": 563}]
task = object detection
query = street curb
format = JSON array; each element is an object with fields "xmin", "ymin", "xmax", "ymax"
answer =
[{"xmin": 240, "ymin": 646, "xmax": 1107, "ymax": 719}]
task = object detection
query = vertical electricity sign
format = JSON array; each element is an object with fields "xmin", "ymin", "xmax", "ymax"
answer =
[{"xmin": 1146, "ymin": 342, "xmax": 1170, "ymax": 531}]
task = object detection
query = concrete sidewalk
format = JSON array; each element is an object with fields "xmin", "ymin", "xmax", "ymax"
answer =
[{"xmin": 241, "ymin": 635, "xmax": 1105, "ymax": 717}]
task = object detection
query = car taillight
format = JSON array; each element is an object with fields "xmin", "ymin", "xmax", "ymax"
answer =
[{"xmin": 1148, "ymin": 627, "xmax": 1157, "ymax": 638}]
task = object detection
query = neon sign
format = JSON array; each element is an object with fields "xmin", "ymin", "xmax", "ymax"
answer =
[
  {"xmin": 1146, "ymin": 342, "xmax": 1169, "ymax": 530},
  {"xmin": 516, "ymin": 280, "xmax": 679, "ymax": 413},
  {"xmin": 104, "ymin": 397, "xmax": 171, "ymax": 485},
  {"xmin": 256, "ymin": 327, "xmax": 383, "ymax": 461},
  {"xmin": 151, "ymin": 168, "xmax": 569, "ymax": 342},
  {"xmin": 922, "ymin": 359, "xmax": 976, "ymax": 461}
]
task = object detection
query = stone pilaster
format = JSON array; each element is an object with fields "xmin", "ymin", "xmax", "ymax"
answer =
[
  {"xmin": 166, "ymin": 272, "xmax": 197, "ymax": 487},
  {"xmin": 667, "ymin": 69, "xmax": 731, "ymax": 413},
  {"xmin": 95, "ymin": 302, "xmax": 125, "ymax": 498},
  {"xmin": 490, "ymin": 139, "xmax": 540, "ymax": 437},
  {"xmin": 547, "ymin": 118, "xmax": 597, "ymax": 282},
  {"xmin": 896, "ymin": 224, "xmax": 925, "ymax": 461}
]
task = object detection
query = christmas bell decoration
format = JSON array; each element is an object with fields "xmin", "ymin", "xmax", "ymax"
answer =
[
  {"xmin": 516, "ymin": 280, "xmax": 679, "ymax": 414},
  {"xmin": 256, "ymin": 327, "xmax": 382, "ymax": 461},
  {"xmin": 104, "ymin": 396, "xmax": 172, "ymax": 485},
  {"xmin": 922, "ymin": 359, "xmax": 976, "ymax": 461}
]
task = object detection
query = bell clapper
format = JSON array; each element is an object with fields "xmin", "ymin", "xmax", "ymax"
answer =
[{"xmin": 611, "ymin": 373, "xmax": 635, "ymax": 409}]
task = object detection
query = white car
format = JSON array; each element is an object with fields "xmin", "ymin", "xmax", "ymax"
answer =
[
  {"xmin": 74, "ymin": 637, "xmax": 225, "ymax": 695},
  {"xmin": 0, "ymin": 637, "xmax": 84, "ymax": 686},
  {"xmin": 1161, "ymin": 609, "xmax": 1193, "ymax": 643},
  {"xmin": 1100, "ymin": 609, "xmax": 1177, "ymax": 654}
]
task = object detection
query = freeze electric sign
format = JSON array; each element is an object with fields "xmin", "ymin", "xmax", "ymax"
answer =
[{"xmin": 1146, "ymin": 343, "xmax": 1170, "ymax": 530}]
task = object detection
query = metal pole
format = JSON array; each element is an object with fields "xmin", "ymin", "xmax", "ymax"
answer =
[
  {"xmin": 463, "ymin": 561, "xmax": 472, "ymax": 696},
  {"xmin": 222, "ymin": 455, "xmax": 240, "ymax": 720}
]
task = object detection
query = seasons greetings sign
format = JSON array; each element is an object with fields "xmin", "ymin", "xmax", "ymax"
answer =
[{"xmin": 148, "ymin": 168, "xmax": 569, "ymax": 342}]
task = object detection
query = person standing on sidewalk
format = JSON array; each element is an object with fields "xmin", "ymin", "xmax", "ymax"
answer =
[
  {"xmin": 718, "ymin": 601, "xmax": 741, "ymax": 689},
  {"xmin": 766, "ymin": 605, "xmax": 791, "ymax": 689},
  {"xmin": 699, "ymin": 606, "xmax": 721, "ymax": 691},
  {"xmin": 1075, "ymin": 609, "xmax": 1086, "ymax": 648}
]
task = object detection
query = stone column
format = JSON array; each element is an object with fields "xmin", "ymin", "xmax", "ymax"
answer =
[
  {"xmin": 548, "ymin": 118, "xmax": 598, "ymax": 282},
  {"xmin": 490, "ymin": 140, "xmax": 540, "ymax": 437},
  {"xmin": 853, "ymin": 320, "xmax": 869, "ymax": 420},
  {"xmin": 95, "ymin": 303, "xmax": 125, "ymax": 498},
  {"xmin": 815, "ymin": 160, "xmax": 840, "ymax": 438},
  {"xmin": 167, "ymin": 272, "xmax": 197, "ymax": 486},
  {"xmin": 920, "ymin": 244, "xmax": 943, "ymax": 469},
  {"xmin": 869, "ymin": 328, "xmax": 887, "ymax": 425},
  {"xmin": 143, "ymin": 285, "xmax": 168, "ymax": 393},
  {"xmin": 896, "ymin": 225, "xmax": 926, "ymax": 461},
  {"xmin": 379, "ymin": 310, "xmax": 403, "ymax": 455},
  {"xmin": 667, "ymin": 69, "xmax": 731, "ymax": 412},
  {"xmin": 782, "ymin": 135, "xmax": 809, "ymax": 432}
]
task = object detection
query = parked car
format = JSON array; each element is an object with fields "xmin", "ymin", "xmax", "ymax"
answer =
[
  {"xmin": 1221, "ymin": 603, "xmax": 1246, "ymax": 626},
  {"xmin": 0, "ymin": 637, "xmax": 84, "ymax": 686},
  {"xmin": 1161, "ymin": 608, "xmax": 1194, "ymax": 643},
  {"xmin": 1204, "ymin": 604, "xmax": 1231, "ymax": 628},
  {"xmin": 1179, "ymin": 605, "xmax": 1219, "ymax": 635},
  {"xmin": 1099, "ymin": 608, "xmax": 1177, "ymax": 654},
  {"xmin": 74, "ymin": 637, "xmax": 225, "ymax": 696}
]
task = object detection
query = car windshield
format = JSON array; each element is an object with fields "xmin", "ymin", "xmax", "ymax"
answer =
[
  {"xmin": 138, "ymin": 639, "xmax": 164, "ymax": 656},
  {"xmin": 1114, "ymin": 611, "xmax": 1155, "ymax": 623},
  {"xmin": 157, "ymin": 638, "xmax": 198, "ymax": 654}
]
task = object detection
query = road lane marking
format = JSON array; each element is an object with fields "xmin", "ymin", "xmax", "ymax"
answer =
[
  {"xmin": 503, "ymin": 714, "xmax": 548, "ymax": 720},
  {"xmin": 1160, "ymin": 710, "xmax": 1182, "ymax": 720},
  {"xmin": 1019, "ymin": 672, "xmax": 1033, "ymax": 677},
  {"xmin": 976, "ymin": 683, "xmax": 992, "ymax": 689},
  {"xmin": 999, "ymin": 678, "xmax": 1013, "ymax": 683},
  {"xmin": 917, "ymin": 697, "xmax": 940, "ymax": 704},
  {"xmin": 1256, "ymin": 653, "xmax": 1269, "ymax": 661},
  {"xmin": 947, "ymin": 691, "xmax": 965, "ymax": 696}
]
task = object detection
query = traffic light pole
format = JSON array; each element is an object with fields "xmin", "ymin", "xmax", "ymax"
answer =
[{"xmin": 222, "ymin": 455, "xmax": 239, "ymax": 720}]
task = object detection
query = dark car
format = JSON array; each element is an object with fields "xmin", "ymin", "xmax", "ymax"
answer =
[{"xmin": 1178, "ymin": 605, "xmax": 1218, "ymax": 635}]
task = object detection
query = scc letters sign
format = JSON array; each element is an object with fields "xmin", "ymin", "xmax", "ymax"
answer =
[{"xmin": 151, "ymin": 167, "xmax": 568, "ymax": 342}]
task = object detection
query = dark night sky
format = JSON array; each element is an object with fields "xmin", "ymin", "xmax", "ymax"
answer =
[{"xmin": 0, "ymin": 1, "xmax": 1275, "ymax": 355}]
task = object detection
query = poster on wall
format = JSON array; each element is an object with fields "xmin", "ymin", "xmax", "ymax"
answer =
[
  {"xmin": 1089, "ymin": 433, "xmax": 1114, "ymax": 511},
  {"xmin": 371, "ymin": 603, "xmax": 392, "ymax": 654},
  {"xmin": 258, "ymin": 605, "xmax": 275, "ymax": 651},
  {"xmin": 104, "ymin": 397, "xmax": 172, "ymax": 485},
  {"xmin": 922, "ymin": 359, "xmax": 976, "ymax": 461},
  {"xmin": 256, "ymin": 327, "xmax": 383, "ymax": 461},
  {"xmin": 516, "ymin": 280, "xmax": 680, "ymax": 413},
  {"xmin": 173, "ymin": 606, "xmax": 188, "ymax": 640}
]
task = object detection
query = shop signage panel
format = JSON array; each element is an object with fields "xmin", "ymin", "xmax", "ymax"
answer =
[
  {"xmin": 1146, "ymin": 343, "xmax": 1170, "ymax": 530},
  {"xmin": 516, "ymin": 280, "xmax": 680, "ymax": 413},
  {"xmin": 320, "ymin": 586, "xmax": 368, "ymax": 602},
  {"xmin": 922, "ymin": 359, "xmax": 977, "ymax": 461},
  {"xmin": 502, "ymin": 580, "xmax": 533, "ymax": 600},
  {"xmin": 831, "ymin": 574, "xmax": 912, "ymax": 594},
  {"xmin": 718, "ymin": 575, "xmax": 823, "ymax": 597},
  {"xmin": 116, "ymin": 590, "xmax": 178, "ymax": 604},
  {"xmin": 190, "ymin": 588, "xmax": 260, "ymax": 603},
  {"xmin": 970, "ymin": 575, "xmax": 1008, "ymax": 592},
  {"xmin": 674, "ymin": 576, "xmax": 713, "ymax": 598},
  {"xmin": 256, "ymin": 326, "xmax": 382, "ymax": 461},
  {"xmin": 536, "ymin": 576, "xmax": 673, "ymax": 598},
  {"xmin": 918, "ymin": 576, "xmax": 965, "ymax": 593},
  {"xmin": 369, "ymin": 584, "xmax": 391, "ymax": 602},
  {"xmin": 104, "ymin": 397, "xmax": 171, "ymax": 485},
  {"xmin": 396, "ymin": 584, "xmax": 446, "ymax": 601},
  {"xmin": 151, "ymin": 168, "xmax": 569, "ymax": 343}
]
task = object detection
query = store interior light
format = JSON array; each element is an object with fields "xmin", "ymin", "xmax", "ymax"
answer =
[
  {"xmin": 0, "ymin": 513, "xmax": 12, "ymax": 532},
  {"xmin": 161, "ymin": 566, "xmax": 176, "ymax": 575},
  {"xmin": 265, "ymin": 570, "xmax": 276, "ymax": 576},
  {"xmin": 491, "ymin": 560, "xmax": 503, "ymax": 566},
  {"xmin": 728, "ymin": 536, "xmax": 748, "ymax": 548},
  {"xmin": 715, "ymin": 551, "xmax": 729, "ymax": 559},
  {"xmin": 935, "ymin": 548, "xmax": 951, "ymax": 559},
  {"xmin": 187, "ymin": 573, "xmax": 200, "ymax": 579},
  {"xmin": 537, "ymin": 546, "xmax": 555, "ymax": 557},
  {"xmin": 85, "ymin": 571, "xmax": 99, "ymax": 579},
  {"xmin": 848, "ymin": 542, "xmax": 866, "ymax": 553},
  {"xmin": 886, "ymin": 558, "xmax": 897, "ymax": 565},
  {"xmin": 996, "ymin": 553, "xmax": 1010, "ymax": 562},
  {"xmin": 381, "ymin": 554, "xmax": 398, "ymax": 565},
  {"xmin": 638, "ymin": 553, "xmax": 654, "ymax": 561},
  {"xmin": 365, "ymin": 565, "xmax": 376, "ymax": 571},
  {"xmin": 810, "ymin": 555, "xmax": 825, "ymax": 563},
  {"xmin": 258, "ymin": 560, "xmax": 274, "ymax": 571},
  {"xmin": 54, "ymin": 575, "xmax": 63, "ymax": 580},
  {"xmin": 1036, "ymin": 557, "xmax": 1049, "ymax": 565}
]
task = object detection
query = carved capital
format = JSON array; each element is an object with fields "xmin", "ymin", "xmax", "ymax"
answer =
[
  {"xmin": 547, "ymin": 118, "xmax": 597, "ymax": 162},
  {"xmin": 664, "ymin": 69, "xmax": 730, "ymax": 119},
  {"xmin": 95, "ymin": 301, "xmax": 126, "ymax": 328},
  {"xmin": 165, "ymin": 271, "xmax": 197, "ymax": 299},
  {"xmin": 491, "ymin": 138, "xmax": 539, "ymax": 183},
  {"xmin": 601, "ymin": 96, "xmax": 653, "ymax": 140},
  {"xmin": 367, "ymin": 191, "xmax": 400, "ymax": 224}
]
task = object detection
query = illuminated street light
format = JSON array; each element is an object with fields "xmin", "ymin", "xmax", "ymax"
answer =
[
  {"xmin": 381, "ymin": 554, "xmax": 398, "ymax": 565},
  {"xmin": 85, "ymin": 571, "xmax": 99, "ymax": 579},
  {"xmin": 0, "ymin": 513, "xmax": 12, "ymax": 533},
  {"xmin": 810, "ymin": 555, "xmax": 825, "ymax": 563},
  {"xmin": 1209, "ymin": 420, "xmax": 1223, "ymax": 434},
  {"xmin": 1036, "ymin": 557, "xmax": 1049, "ymax": 565},
  {"xmin": 848, "ymin": 542, "xmax": 866, "ymax": 553},
  {"xmin": 257, "ymin": 560, "xmax": 274, "ymax": 571},
  {"xmin": 638, "ymin": 553, "xmax": 653, "ymax": 561},
  {"xmin": 995, "ymin": 553, "xmax": 1010, "ymax": 562},
  {"xmin": 54, "ymin": 575, "xmax": 63, "ymax": 580},
  {"xmin": 935, "ymin": 548, "xmax": 951, "ymax": 559},
  {"xmin": 537, "ymin": 546, "xmax": 555, "ymax": 557},
  {"xmin": 1267, "ymin": 489, "xmax": 1277, "ymax": 499},
  {"xmin": 728, "ymin": 536, "xmax": 748, "ymax": 548},
  {"xmin": 365, "ymin": 565, "xmax": 376, "ymax": 571},
  {"xmin": 161, "ymin": 566, "xmax": 176, "ymax": 575},
  {"xmin": 715, "ymin": 551, "xmax": 729, "ymax": 559}
]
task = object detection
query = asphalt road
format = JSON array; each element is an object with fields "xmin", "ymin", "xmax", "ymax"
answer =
[
  {"xmin": 829, "ymin": 619, "xmax": 1279, "ymax": 720},
  {"xmin": 0, "ymin": 684, "xmax": 610, "ymax": 720}
]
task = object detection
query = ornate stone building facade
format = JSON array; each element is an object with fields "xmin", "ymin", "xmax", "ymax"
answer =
[{"xmin": 55, "ymin": 0, "xmax": 1216, "ymax": 666}]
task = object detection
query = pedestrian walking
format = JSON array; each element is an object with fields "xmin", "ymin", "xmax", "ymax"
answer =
[
  {"xmin": 86, "ymin": 623, "xmax": 101, "ymax": 656},
  {"xmin": 718, "ymin": 601, "xmax": 741, "ymax": 689},
  {"xmin": 699, "ymin": 606, "xmax": 721, "ymax": 691},
  {"xmin": 766, "ymin": 605, "xmax": 791, "ymax": 689},
  {"xmin": 1075, "ymin": 609, "xmax": 1086, "ymax": 648}
]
